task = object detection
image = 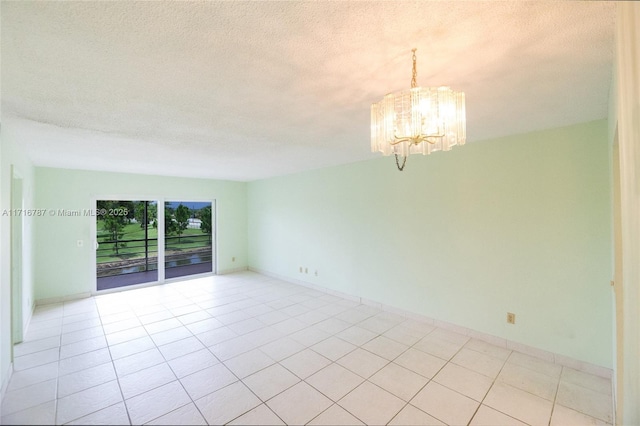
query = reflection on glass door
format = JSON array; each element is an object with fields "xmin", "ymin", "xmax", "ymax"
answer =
[
  {"xmin": 164, "ymin": 201, "xmax": 214, "ymax": 279},
  {"xmin": 96, "ymin": 200, "xmax": 158, "ymax": 290}
]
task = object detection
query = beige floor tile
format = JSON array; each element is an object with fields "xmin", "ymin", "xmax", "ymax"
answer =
[
  {"xmin": 126, "ymin": 381, "xmax": 191, "ymax": 425},
  {"xmin": 311, "ymin": 336, "xmax": 356, "ymax": 361},
  {"xmin": 61, "ymin": 325, "xmax": 105, "ymax": 346},
  {"xmin": 465, "ymin": 339, "xmax": 512, "ymax": 360},
  {"xmin": 429, "ymin": 328, "xmax": 470, "ymax": 345},
  {"xmin": 243, "ymin": 326, "xmax": 284, "ymax": 347},
  {"xmin": 58, "ymin": 348, "xmax": 112, "ymax": 376},
  {"xmin": 362, "ymin": 336, "xmax": 409, "ymax": 361},
  {"xmin": 451, "ymin": 347, "xmax": 506, "ymax": 378},
  {"xmin": 14, "ymin": 336, "xmax": 61, "ymax": 358},
  {"xmin": 57, "ymin": 380, "xmax": 123, "ymax": 425},
  {"xmin": 369, "ymin": 362, "xmax": 429, "ymax": 401},
  {"xmin": 60, "ymin": 336, "xmax": 108, "ymax": 359},
  {"xmin": 383, "ymin": 325, "xmax": 424, "ymax": 346},
  {"xmin": 550, "ymin": 404, "xmax": 612, "ymax": 426},
  {"xmin": 470, "ymin": 404, "xmax": 528, "ymax": 426},
  {"xmin": 194, "ymin": 326, "xmax": 237, "ymax": 347},
  {"xmin": 307, "ymin": 363, "xmax": 364, "ymax": 401},
  {"xmin": 224, "ymin": 348, "xmax": 275, "ymax": 378},
  {"xmin": 119, "ymin": 362, "xmax": 177, "ymax": 399},
  {"xmin": 228, "ymin": 403, "xmax": 285, "ymax": 425},
  {"xmin": 411, "ymin": 381, "xmax": 479, "ymax": 426},
  {"xmin": 414, "ymin": 335, "xmax": 465, "ymax": 361},
  {"xmin": 158, "ymin": 336, "xmax": 205, "ymax": 360},
  {"xmin": 483, "ymin": 382, "xmax": 553, "ymax": 425},
  {"xmin": 1, "ymin": 379, "xmax": 57, "ymax": 416},
  {"xmin": 507, "ymin": 351, "xmax": 562, "ymax": 379},
  {"xmin": 338, "ymin": 381, "xmax": 405, "ymax": 425},
  {"xmin": 337, "ymin": 347, "xmax": 389, "ymax": 379},
  {"xmin": 209, "ymin": 335, "xmax": 256, "ymax": 361},
  {"xmin": 0, "ymin": 400, "xmax": 56, "ymax": 426},
  {"xmin": 308, "ymin": 404, "xmax": 365, "ymax": 425},
  {"xmin": 146, "ymin": 402, "xmax": 207, "ymax": 425},
  {"xmin": 109, "ymin": 336, "xmax": 156, "ymax": 360},
  {"xmin": 395, "ymin": 348, "xmax": 447, "ymax": 379},
  {"xmin": 259, "ymin": 336, "xmax": 305, "ymax": 361},
  {"xmin": 7, "ymin": 362, "xmax": 59, "ymax": 392},
  {"xmin": 167, "ymin": 348, "xmax": 219, "ymax": 378},
  {"xmin": 498, "ymin": 362, "xmax": 559, "ymax": 401},
  {"xmin": 561, "ymin": 367, "xmax": 612, "ymax": 395},
  {"xmin": 433, "ymin": 362, "xmax": 493, "ymax": 401},
  {"xmin": 67, "ymin": 402, "xmax": 130, "ymax": 425},
  {"xmin": 143, "ymin": 318, "xmax": 182, "ymax": 335},
  {"xmin": 389, "ymin": 404, "xmax": 445, "ymax": 426},
  {"xmin": 149, "ymin": 326, "xmax": 192, "ymax": 347},
  {"xmin": 58, "ymin": 362, "xmax": 117, "ymax": 398},
  {"xmin": 289, "ymin": 326, "xmax": 332, "ymax": 347},
  {"xmin": 267, "ymin": 382, "xmax": 333, "ymax": 425},
  {"xmin": 556, "ymin": 381, "xmax": 613, "ymax": 423},
  {"xmin": 336, "ymin": 326, "xmax": 378, "ymax": 346},
  {"xmin": 280, "ymin": 348, "xmax": 331, "ymax": 379},
  {"xmin": 180, "ymin": 363, "xmax": 238, "ymax": 400},
  {"xmin": 243, "ymin": 363, "xmax": 300, "ymax": 401},
  {"xmin": 13, "ymin": 348, "xmax": 60, "ymax": 371}
]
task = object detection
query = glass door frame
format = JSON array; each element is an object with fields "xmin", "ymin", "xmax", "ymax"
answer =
[
  {"xmin": 92, "ymin": 195, "xmax": 217, "ymax": 294},
  {"xmin": 163, "ymin": 198, "xmax": 217, "ymax": 281}
]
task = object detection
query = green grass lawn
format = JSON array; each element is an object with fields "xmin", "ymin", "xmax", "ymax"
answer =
[{"xmin": 97, "ymin": 223, "xmax": 211, "ymax": 263}]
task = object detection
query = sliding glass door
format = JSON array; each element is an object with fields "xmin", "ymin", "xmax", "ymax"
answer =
[
  {"xmin": 164, "ymin": 201, "xmax": 214, "ymax": 279},
  {"xmin": 96, "ymin": 200, "xmax": 158, "ymax": 291},
  {"xmin": 96, "ymin": 199, "xmax": 215, "ymax": 291}
]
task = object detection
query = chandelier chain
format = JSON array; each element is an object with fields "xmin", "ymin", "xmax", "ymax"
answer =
[
  {"xmin": 395, "ymin": 153, "xmax": 407, "ymax": 171},
  {"xmin": 411, "ymin": 48, "xmax": 417, "ymax": 89}
]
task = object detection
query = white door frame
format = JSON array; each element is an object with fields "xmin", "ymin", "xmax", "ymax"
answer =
[{"xmin": 10, "ymin": 165, "xmax": 24, "ymax": 345}]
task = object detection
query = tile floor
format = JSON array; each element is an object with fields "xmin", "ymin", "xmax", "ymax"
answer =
[{"xmin": 1, "ymin": 272, "xmax": 613, "ymax": 425}]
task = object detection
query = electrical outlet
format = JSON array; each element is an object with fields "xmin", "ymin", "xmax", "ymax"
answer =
[
  {"xmin": 299, "ymin": 266, "xmax": 303, "ymax": 273},
  {"xmin": 305, "ymin": 267, "xmax": 308, "ymax": 274},
  {"xmin": 507, "ymin": 312, "xmax": 516, "ymax": 324}
]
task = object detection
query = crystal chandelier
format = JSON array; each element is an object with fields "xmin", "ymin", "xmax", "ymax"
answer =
[{"xmin": 371, "ymin": 49, "xmax": 466, "ymax": 171}]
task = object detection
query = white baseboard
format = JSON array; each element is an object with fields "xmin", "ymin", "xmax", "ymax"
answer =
[
  {"xmin": 249, "ymin": 267, "xmax": 612, "ymax": 379},
  {"xmin": 218, "ymin": 266, "xmax": 249, "ymax": 275},
  {"xmin": 35, "ymin": 292, "xmax": 92, "ymax": 306}
]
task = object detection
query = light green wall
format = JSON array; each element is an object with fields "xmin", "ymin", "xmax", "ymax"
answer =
[
  {"xmin": 248, "ymin": 119, "xmax": 613, "ymax": 367},
  {"xmin": 34, "ymin": 168, "xmax": 247, "ymax": 300},
  {"xmin": 0, "ymin": 124, "xmax": 37, "ymax": 398}
]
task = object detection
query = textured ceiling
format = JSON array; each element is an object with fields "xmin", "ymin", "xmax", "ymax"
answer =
[{"xmin": 1, "ymin": 1, "xmax": 615, "ymax": 181}]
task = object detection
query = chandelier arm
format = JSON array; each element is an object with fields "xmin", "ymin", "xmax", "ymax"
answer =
[
  {"xmin": 390, "ymin": 134, "xmax": 444, "ymax": 146},
  {"xmin": 395, "ymin": 154, "xmax": 407, "ymax": 171}
]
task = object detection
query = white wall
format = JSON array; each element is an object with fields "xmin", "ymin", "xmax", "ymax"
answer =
[{"xmin": 248, "ymin": 120, "xmax": 613, "ymax": 368}]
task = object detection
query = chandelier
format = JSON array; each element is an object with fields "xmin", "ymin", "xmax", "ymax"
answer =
[{"xmin": 371, "ymin": 49, "xmax": 466, "ymax": 171}]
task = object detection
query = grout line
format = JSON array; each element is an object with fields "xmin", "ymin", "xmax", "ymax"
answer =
[
  {"xmin": 99, "ymin": 299, "xmax": 133, "ymax": 426},
  {"xmin": 547, "ymin": 366, "xmax": 564, "ymax": 426}
]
